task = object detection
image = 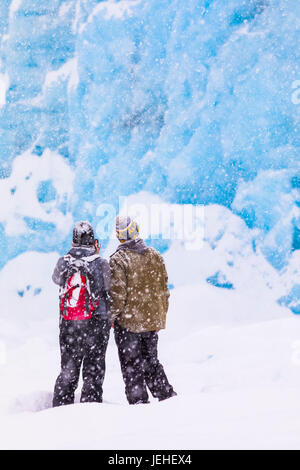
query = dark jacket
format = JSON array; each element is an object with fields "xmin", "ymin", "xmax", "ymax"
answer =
[
  {"xmin": 52, "ymin": 245, "xmax": 111, "ymax": 317},
  {"xmin": 109, "ymin": 238, "xmax": 170, "ymax": 333}
]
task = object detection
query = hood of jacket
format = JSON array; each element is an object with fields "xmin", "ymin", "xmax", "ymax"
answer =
[
  {"xmin": 68, "ymin": 245, "xmax": 96, "ymax": 259},
  {"xmin": 116, "ymin": 238, "xmax": 148, "ymax": 255}
]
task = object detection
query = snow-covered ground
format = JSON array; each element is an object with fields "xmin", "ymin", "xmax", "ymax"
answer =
[{"xmin": 0, "ymin": 250, "xmax": 300, "ymax": 450}]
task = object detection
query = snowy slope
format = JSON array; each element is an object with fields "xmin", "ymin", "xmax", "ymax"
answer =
[{"xmin": 0, "ymin": 248, "xmax": 300, "ymax": 450}]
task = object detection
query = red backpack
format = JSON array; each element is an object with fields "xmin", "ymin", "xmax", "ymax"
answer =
[{"xmin": 59, "ymin": 254, "xmax": 100, "ymax": 321}]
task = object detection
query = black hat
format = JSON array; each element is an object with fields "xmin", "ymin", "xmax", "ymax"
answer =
[{"xmin": 73, "ymin": 221, "xmax": 95, "ymax": 246}]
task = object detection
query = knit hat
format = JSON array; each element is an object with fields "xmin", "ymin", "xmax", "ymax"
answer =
[
  {"xmin": 116, "ymin": 215, "xmax": 139, "ymax": 241},
  {"xmin": 73, "ymin": 221, "xmax": 95, "ymax": 246}
]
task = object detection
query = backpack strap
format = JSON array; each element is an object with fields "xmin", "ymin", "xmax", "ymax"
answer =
[
  {"xmin": 63, "ymin": 253, "xmax": 99, "ymax": 265},
  {"xmin": 81, "ymin": 254, "xmax": 100, "ymax": 263}
]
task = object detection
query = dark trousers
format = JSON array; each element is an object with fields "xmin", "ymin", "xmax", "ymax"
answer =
[
  {"xmin": 53, "ymin": 316, "xmax": 111, "ymax": 407},
  {"xmin": 114, "ymin": 322, "xmax": 176, "ymax": 404}
]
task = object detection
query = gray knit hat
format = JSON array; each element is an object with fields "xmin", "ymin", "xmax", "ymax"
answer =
[{"xmin": 116, "ymin": 215, "xmax": 139, "ymax": 241}]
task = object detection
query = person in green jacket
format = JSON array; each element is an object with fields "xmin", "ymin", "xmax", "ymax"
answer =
[{"xmin": 109, "ymin": 215, "xmax": 177, "ymax": 404}]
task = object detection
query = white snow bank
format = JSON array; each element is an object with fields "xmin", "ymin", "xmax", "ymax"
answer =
[
  {"xmin": 1, "ymin": 314, "xmax": 300, "ymax": 449},
  {"xmin": 0, "ymin": 251, "xmax": 299, "ymax": 449}
]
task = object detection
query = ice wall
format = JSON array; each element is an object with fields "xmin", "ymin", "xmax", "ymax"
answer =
[{"xmin": 0, "ymin": 0, "xmax": 299, "ymax": 308}]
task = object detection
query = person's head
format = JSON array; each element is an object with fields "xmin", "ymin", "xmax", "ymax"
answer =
[
  {"xmin": 73, "ymin": 221, "xmax": 95, "ymax": 247},
  {"xmin": 115, "ymin": 215, "xmax": 139, "ymax": 243}
]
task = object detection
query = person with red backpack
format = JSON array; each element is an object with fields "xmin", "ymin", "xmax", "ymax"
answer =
[{"xmin": 52, "ymin": 221, "xmax": 111, "ymax": 407}]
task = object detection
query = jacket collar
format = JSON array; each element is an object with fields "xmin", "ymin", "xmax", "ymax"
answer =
[
  {"xmin": 68, "ymin": 245, "xmax": 96, "ymax": 258},
  {"xmin": 116, "ymin": 238, "xmax": 148, "ymax": 255}
]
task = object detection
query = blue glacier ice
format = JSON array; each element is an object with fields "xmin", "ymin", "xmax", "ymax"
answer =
[{"xmin": 0, "ymin": 0, "xmax": 299, "ymax": 309}]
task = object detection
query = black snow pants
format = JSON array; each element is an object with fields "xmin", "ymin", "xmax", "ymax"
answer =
[
  {"xmin": 114, "ymin": 322, "xmax": 176, "ymax": 404},
  {"xmin": 53, "ymin": 316, "xmax": 111, "ymax": 407}
]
